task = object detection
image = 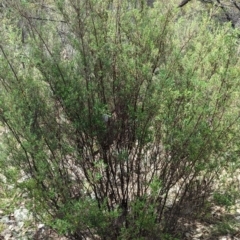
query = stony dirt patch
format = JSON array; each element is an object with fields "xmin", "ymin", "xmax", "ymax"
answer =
[
  {"xmin": 1, "ymin": 202, "xmax": 240, "ymax": 239},
  {"xmin": 0, "ymin": 207, "xmax": 68, "ymax": 240}
]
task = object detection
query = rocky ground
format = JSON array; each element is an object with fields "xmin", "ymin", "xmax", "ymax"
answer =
[
  {"xmin": 0, "ymin": 202, "xmax": 240, "ymax": 240},
  {"xmin": 1, "ymin": 173, "xmax": 240, "ymax": 239},
  {"xmin": 0, "ymin": 207, "xmax": 67, "ymax": 240},
  {"xmin": 0, "ymin": 172, "xmax": 67, "ymax": 240}
]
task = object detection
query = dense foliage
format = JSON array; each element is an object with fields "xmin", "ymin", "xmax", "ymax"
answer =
[{"xmin": 0, "ymin": 0, "xmax": 240, "ymax": 239}]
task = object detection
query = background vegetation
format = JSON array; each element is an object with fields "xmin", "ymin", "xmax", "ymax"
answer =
[{"xmin": 0, "ymin": 0, "xmax": 240, "ymax": 239}]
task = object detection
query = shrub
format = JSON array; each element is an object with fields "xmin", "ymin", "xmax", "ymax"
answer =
[{"xmin": 0, "ymin": 0, "xmax": 240, "ymax": 239}]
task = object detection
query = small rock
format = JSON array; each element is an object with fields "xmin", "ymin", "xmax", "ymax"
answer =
[
  {"xmin": 235, "ymin": 215, "xmax": 240, "ymax": 222},
  {"xmin": 4, "ymin": 233, "xmax": 12, "ymax": 240},
  {"xmin": 0, "ymin": 216, "xmax": 9, "ymax": 224},
  {"xmin": 193, "ymin": 232, "xmax": 203, "ymax": 238},
  {"xmin": 17, "ymin": 221, "xmax": 24, "ymax": 228},
  {"xmin": 218, "ymin": 235, "xmax": 232, "ymax": 240},
  {"xmin": 14, "ymin": 207, "xmax": 30, "ymax": 223},
  {"xmin": 37, "ymin": 223, "xmax": 45, "ymax": 229},
  {"xmin": 185, "ymin": 232, "xmax": 192, "ymax": 238},
  {"xmin": 8, "ymin": 225, "xmax": 15, "ymax": 231},
  {"xmin": 236, "ymin": 209, "xmax": 240, "ymax": 214},
  {"xmin": 0, "ymin": 174, "xmax": 6, "ymax": 183}
]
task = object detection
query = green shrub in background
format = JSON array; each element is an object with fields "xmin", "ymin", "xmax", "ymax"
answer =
[{"xmin": 0, "ymin": 0, "xmax": 240, "ymax": 239}]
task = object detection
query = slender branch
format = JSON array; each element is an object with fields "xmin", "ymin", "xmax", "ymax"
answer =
[
  {"xmin": 0, "ymin": 45, "xmax": 20, "ymax": 82},
  {"xmin": 178, "ymin": 0, "xmax": 192, "ymax": 8},
  {"xmin": 216, "ymin": 0, "xmax": 235, "ymax": 27},
  {"xmin": 232, "ymin": 0, "xmax": 240, "ymax": 12},
  {"xmin": 27, "ymin": 16, "xmax": 67, "ymax": 23}
]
